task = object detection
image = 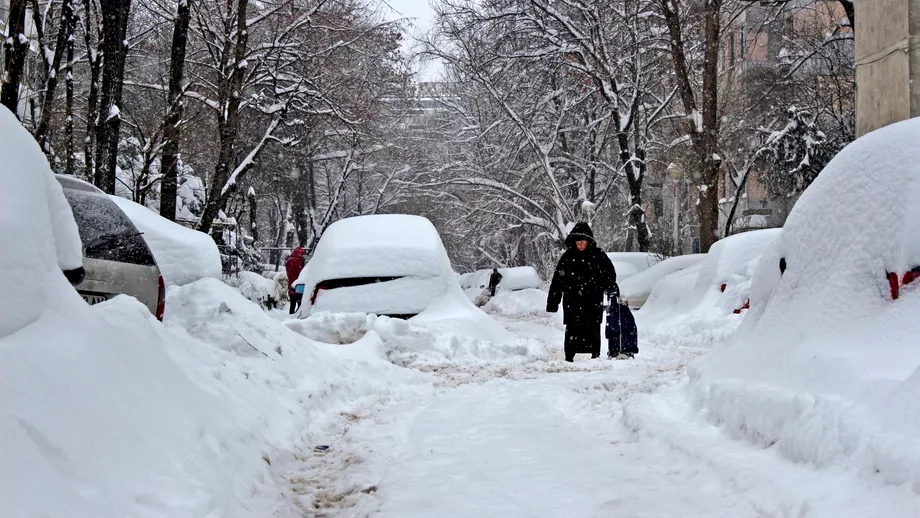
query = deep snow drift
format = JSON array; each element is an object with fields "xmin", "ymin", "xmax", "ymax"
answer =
[
  {"xmin": 0, "ymin": 107, "xmax": 82, "ymax": 338},
  {"xmin": 628, "ymin": 117, "xmax": 920, "ymax": 500},
  {"xmin": 0, "ymin": 108, "xmax": 436, "ymax": 516},
  {"xmin": 636, "ymin": 229, "xmax": 780, "ymax": 344}
]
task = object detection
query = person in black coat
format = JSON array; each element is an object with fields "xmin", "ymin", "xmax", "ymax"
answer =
[
  {"xmin": 546, "ymin": 222, "xmax": 617, "ymax": 362},
  {"xmin": 487, "ymin": 268, "xmax": 503, "ymax": 296}
]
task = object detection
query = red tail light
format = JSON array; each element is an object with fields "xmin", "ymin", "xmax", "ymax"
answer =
[
  {"xmin": 155, "ymin": 275, "xmax": 166, "ymax": 321},
  {"xmin": 888, "ymin": 272, "xmax": 900, "ymax": 301},
  {"xmin": 310, "ymin": 283, "xmax": 326, "ymax": 306}
]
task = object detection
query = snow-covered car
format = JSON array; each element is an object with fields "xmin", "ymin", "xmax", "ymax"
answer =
[
  {"xmin": 463, "ymin": 266, "xmax": 542, "ymax": 302},
  {"xmin": 468, "ymin": 266, "xmax": 541, "ymax": 291},
  {"xmin": 57, "ymin": 175, "xmax": 165, "ymax": 320},
  {"xmin": 618, "ymin": 254, "xmax": 706, "ymax": 308},
  {"xmin": 297, "ymin": 214, "xmax": 455, "ymax": 318},
  {"xmin": 109, "ymin": 195, "xmax": 221, "ymax": 287},
  {"xmin": 639, "ymin": 229, "xmax": 780, "ymax": 325},
  {"xmin": 606, "ymin": 252, "xmax": 661, "ymax": 281}
]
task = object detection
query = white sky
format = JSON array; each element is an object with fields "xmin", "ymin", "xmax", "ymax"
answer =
[{"xmin": 382, "ymin": 0, "xmax": 443, "ymax": 80}]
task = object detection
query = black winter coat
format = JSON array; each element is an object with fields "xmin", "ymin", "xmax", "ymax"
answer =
[{"xmin": 546, "ymin": 223, "xmax": 617, "ymax": 325}]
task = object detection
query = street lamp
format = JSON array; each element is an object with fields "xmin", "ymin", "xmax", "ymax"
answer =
[{"xmin": 667, "ymin": 163, "xmax": 683, "ymax": 253}]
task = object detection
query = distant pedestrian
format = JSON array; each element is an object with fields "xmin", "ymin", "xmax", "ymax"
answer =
[
  {"xmin": 286, "ymin": 247, "xmax": 306, "ymax": 314},
  {"xmin": 488, "ymin": 268, "xmax": 503, "ymax": 297},
  {"xmin": 546, "ymin": 222, "xmax": 617, "ymax": 361}
]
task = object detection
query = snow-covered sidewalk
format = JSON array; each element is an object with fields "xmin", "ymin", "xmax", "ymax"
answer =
[{"xmin": 288, "ymin": 310, "xmax": 920, "ymax": 517}]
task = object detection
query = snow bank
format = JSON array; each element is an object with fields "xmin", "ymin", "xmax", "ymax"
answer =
[
  {"xmin": 0, "ymin": 106, "xmax": 82, "ymax": 338},
  {"xmin": 411, "ymin": 284, "xmax": 515, "ymax": 343},
  {"xmin": 638, "ymin": 229, "xmax": 780, "ymax": 340},
  {"xmin": 287, "ymin": 284, "xmax": 540, "ymax": 369},
  {"xmin": 619, "ymin": 254, "xmax": 706, "ymax": 307},
  {"xmin": 0, "ymin": 296, "xmax": 303, "ymax": 517},
  {"xmin": 484, "ymin": 288, "xmax": 548, "ymax": 316},
  {"xmin": 632, "ymin": 117, "xmax": 920, "ymax": 496},
  {"xmin": 226, "ymin": 271, "xmax": 285, "ymax": 307},
  {"xmin": 110, "ymin": 196, "xmax": 221, "ymax": 286}
]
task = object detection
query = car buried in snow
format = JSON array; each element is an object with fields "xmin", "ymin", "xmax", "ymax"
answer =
[
  {"xmin": 57, "ymin": 175, "xmax": 166, "ymax": 320},
  {"xmin": 296, "ymin": 214, "xmax": 455, "ymax": 319}
]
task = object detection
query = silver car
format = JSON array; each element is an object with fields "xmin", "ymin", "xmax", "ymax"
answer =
[{"xmin": 57, "ymin": 175, "xmax": 165, "ymax": 320}]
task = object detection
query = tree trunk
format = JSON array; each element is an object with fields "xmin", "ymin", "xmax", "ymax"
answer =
[
  {"xmin": 35, "ymin": 0, "xmax": 75, "ymax": 153},
  {"xmin": 660, "ymin": 0, "xmax": 722, "ymax": 253},
  {"xmin": 698, "ymin": 0, "xmax": 722, "ymax": 253},
  {"xmin": 93, "ymin": 0, "xmax": 133, "ymax": 194},
  {"xmin": 1, "ymin": 0, "xmax": 29, "ymax": 117},
  {"xmin": 82, "ymin": 0, "xmax": 102, "ymax": 177},
  {"xmin": 64, "ymin": 3, "xmax": 75, "ymax": 175},
  {"xmin": 159, "ymin": 0, "xmax": 193, "ymax": 221},
  {"xmin": 292, "ymin": 174, "xmax": 310, "ymax": 246},
  {"xmin": 631, "ymin": 147, "xmax": 651, "ymax": 252},
  {"xmin": 247, "ymin": 188, "xmax": 258, "ymax": 243},
  {"xmin": 197, "ymin": 0, "xmax": 250, "ymax": 235}
]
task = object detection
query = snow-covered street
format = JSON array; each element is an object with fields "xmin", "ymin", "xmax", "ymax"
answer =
[
  {"xmin": 6, "ymin": 32, "xmax": 920, "ymax": 514},
  {"xmin": 280, "ymin": 308, "xmax": 920, "ymax": 518}
]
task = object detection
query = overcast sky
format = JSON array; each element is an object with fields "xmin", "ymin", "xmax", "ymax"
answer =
[{"xmin": 382, "ymin": 0, "xmax": 443, "ymax": 80}]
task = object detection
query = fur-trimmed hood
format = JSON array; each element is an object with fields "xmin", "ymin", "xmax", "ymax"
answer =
[{"xmin": 564, "ymin": 222, "xmax": 596, "ymax": 248}]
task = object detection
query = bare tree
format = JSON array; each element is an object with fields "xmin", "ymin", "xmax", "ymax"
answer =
[
  {"xmin": 33, "ymin": 0, "xmax": 77, "ymax": 153},
  {"xmin": 660, "ymin": 0, "xmax": 723, "ymax": 252},
  {"xmin": 93, "ymin": 0, "xmax": 133, "ymax": 193},
  {"xmin": 1, "ymin": 0, "xmax": 29, "ymax": 116},
  {"xmin": 158, "ymin": 0, "xmax": 193, "ymax": 221}
]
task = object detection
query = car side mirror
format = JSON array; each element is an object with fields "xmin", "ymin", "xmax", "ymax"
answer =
[{"xmin": 64, "ymin": 266, "xmax": 85, "ymax": 286}]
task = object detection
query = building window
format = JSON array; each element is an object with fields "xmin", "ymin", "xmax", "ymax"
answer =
[
  {"xmin": 729, "ymin": 33, "xmax": 736, "ymax": 66},
  {"xmin": 739, "ymin": 24, "xmax": 746, "ymax": 61}
]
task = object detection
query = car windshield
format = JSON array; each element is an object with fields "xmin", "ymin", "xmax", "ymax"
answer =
[
  {"xmin": 316, "ymin": 276, "xmax": 403, "ymax": 290},
  {"xmin": 63, "ymin": 189, "xmax": 156, "ymax": 266}
]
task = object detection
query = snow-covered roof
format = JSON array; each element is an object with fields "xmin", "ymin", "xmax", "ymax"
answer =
[
  {"xmin": 611, "ymin": 261, "xmax": 640, "ymax": 280},
  {"xmin": 497, "ymin": 266, "xmax": 542, "ymax": 291},
  {"xmin": 110, "ymin": 196, "xmax": 222, "ymax": 286}
]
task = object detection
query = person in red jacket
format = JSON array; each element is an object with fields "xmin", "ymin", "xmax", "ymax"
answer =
[{"xmin": 285, "ymin": 247, "xmax": 306, "ymax": 314}]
